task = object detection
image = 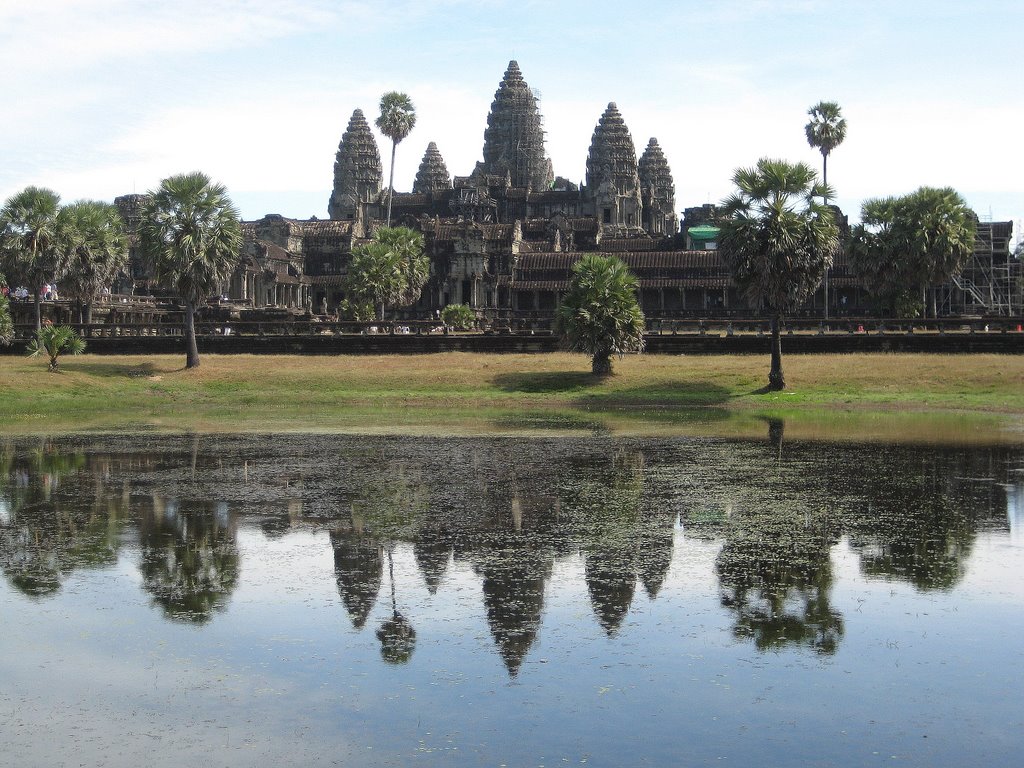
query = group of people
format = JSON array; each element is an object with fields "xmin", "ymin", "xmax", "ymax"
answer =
[{"xmin": 0, "ymin": 283, "xmax": 59, "ymax": 300}]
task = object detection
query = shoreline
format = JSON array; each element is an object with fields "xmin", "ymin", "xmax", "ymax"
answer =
[{"xmin": 3, "ymin": 351, "xmax": 1023, "ymax": 443}]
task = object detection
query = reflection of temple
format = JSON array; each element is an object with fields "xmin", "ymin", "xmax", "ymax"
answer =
[
  {"xmin": 6, "ymin": 435, "xmax": 1023, "ymax": 668},
  {"xmin": 331, "ymin": 518, "xmax": 383, "ymax": 630}
]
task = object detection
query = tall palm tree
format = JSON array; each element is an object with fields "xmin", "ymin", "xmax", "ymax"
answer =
[
  {"xmin": 719, "ymin": 158, "xmax": 840, "ymax": 391},
  {"xmin": 55, "ymin": 200, "xmax": 129, "ymax": 324},
  {"xmin": 804, "ymin": 101, "xmax": 847, "ymax": 190},
  {"xmin": 375, "ymin": 91, "xmax": 417, "ymax": 226},
  {"xmin": 138, "ymin": 172, "xmax": 242, "ymax": 369},
  {"xmin": 555, "ymin": 253, "xmax": 646, "ymax": 375},
  {"xmin": 0, "ymin": 186, "xmax": 62, "ymax": 332},
  {"xmin": 805, "ymin": 102, "xmax": 846, "ymax": 320}
]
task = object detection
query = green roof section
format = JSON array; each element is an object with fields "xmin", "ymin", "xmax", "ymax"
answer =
[{"xmin": 687, "ymin": 225, "xmax": 720, "ymax": 241}]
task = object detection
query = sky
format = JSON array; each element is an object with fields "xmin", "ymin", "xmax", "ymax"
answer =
[{"xmin": 2, "ymin": 0, "xmax": 1021, "ymax": 240}]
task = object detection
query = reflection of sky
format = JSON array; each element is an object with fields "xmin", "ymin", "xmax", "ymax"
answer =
[
  {"xmin": 0, "ymin": 498, "xmax": 9, "ymax": 525},
  {"xmin": 4, "ymin": 520, "xmax": 1024, "ymax": 767}
]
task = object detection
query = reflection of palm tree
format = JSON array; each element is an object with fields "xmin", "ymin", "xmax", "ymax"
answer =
[
  {"xmin": 376, "ymin": 548, "xmax": 416, "ymax": 664},
  {"xmin": 138, "ymin": 498, "xmax": 239, "ymax": 624},
  {"xmin": 765, "ymin": 417, "xmax": 785, "ymax": 464},
  {"xmin": 716, "ymin": 504, "xmax": 843, "ymax": 654},
  {"xmin": 847, "ymin": 482, "xmax": 973, "ymax": 591},
  {"xmin": 0, "ymin": 445, "xmax": 124, "ymax": 597}
]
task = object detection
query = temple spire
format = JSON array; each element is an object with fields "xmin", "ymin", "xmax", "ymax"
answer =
[
  {"xmin": 412, "ymin": 142, "xmax": 452, "ymax": 194},
  {"xmin": 638, "ymin": 138, "xmax": 678, "ymax": 235},
  {"xmin": 481, "ymin": 60, "xmax": 552, "ymax": 190},
  {"xmin": 586, "ymin": 102, "xmax": 642, "ymax": 229},
  {"xmin": 328, "ymin": 108, "xmax": 382, "ymax": 220}
]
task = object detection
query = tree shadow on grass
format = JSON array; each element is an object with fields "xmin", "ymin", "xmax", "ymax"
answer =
[
  {"xmin": 493, "ymin": 371, "xmax": 597, "ymax": 394},
  {"xmin": 77, "ymin": 361, "xmax": 163, "ymax": 379},
  {"xmin": 578, "ymin": 381, "xmax": 734, "ymax": 408}
]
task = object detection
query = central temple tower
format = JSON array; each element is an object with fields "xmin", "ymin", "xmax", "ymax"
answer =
[{"xmin": 480, "ymin": 60, "xmax": 553, "ymax": 191}]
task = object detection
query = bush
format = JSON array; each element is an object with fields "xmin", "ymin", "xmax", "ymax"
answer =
[
  {"xmin": 27, "ymin": 324, "xmax": 85, "ymax": 371},
  {"xmin": 441, "ymin": 304, "xmax": 476, "ymax": 330}
]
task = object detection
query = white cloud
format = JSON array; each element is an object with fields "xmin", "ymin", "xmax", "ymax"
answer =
[{"xmin": 0, "ymin": 0, "xmax": 343, "ymax": 74}]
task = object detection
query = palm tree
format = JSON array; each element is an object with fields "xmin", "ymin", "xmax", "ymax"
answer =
[
  {"xmin": 555, "ymin": 253, "xmax": 646, "ymax": 375},
  {"xmin": 805, "ymin": 102, "xmax": 846, "ymax": 320},
  {"xmin": 375, "ymin": 91, "xmax": 417, "ymax": 226},
  {"xmin": 0, "ymin": 292, "xmax": 13, "ymax": 346},
  {"xmin": 849, "ymin": 187, "xmax": 975, "ymax": 318},
  {"xmin": 804, "ymin": 101, "xmax": 846, "ymax": 190},
  {"xmin": 343, "ymin": 226, "xmax": 428, "ymax": 321},
  {"xmin": 0, "ymin": 186, "xmax": 62, "ymax": 332},
  {"xmin": 27, "ymin": 324, "xmax": 86, "ymax": 371},
  {"xmin": 55, "ymin": 200, "xmax": 129, "ymax": 324},
  {"xmin": 719, "ymin": 158, "xmax": 840, "ymax": 391},
  {"xmin": 138, "ymin": 172, "xmax": 242, "ymax": 369}
]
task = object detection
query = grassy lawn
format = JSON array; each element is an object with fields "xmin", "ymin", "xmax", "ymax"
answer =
[{"xmin": 2, "ymin": 351, "xmax": 1023, "ymax": 441}]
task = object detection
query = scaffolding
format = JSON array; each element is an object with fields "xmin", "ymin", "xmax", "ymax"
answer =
[{"xmin": 940, "ymin": 219, "xmax": 1018, "ymax": 316}]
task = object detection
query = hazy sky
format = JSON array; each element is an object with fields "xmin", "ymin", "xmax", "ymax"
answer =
[{"xmin": 2, "ymin": 0, "xmax": 1021, "ymax": 237}]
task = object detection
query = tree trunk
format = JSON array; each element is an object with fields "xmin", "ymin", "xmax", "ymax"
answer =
[
  {"xmin": 33, "ymin": 289, "xmax": 42, "ymax": 333},
  {"xmin": 768, "ymin": 314, "xmax": 785, "ymax": 391},
  {"xmin": 386, "ymin": 141, "xmax": 397, "ymax": 227},
  {"xmin": 822, "ymin": 151, "xmax": 830, "ymax": 322},
  {"xmin": 84, "ymin": 302, "xmax": 93, "ymax": 326},
  {"xmin": 184, "ymin": 299, "xmax": 200, "ymax": 369},
  {"xmin": 592, "ymin": 351, "xmax": 612, "ymax": 376}
]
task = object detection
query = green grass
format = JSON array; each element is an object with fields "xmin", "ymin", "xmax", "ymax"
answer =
[{"xmin": 2, "ymin": 351, "xmax": 1023, "ymax": 442}]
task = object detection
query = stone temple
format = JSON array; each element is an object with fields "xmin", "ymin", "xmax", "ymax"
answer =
[{"xmin": 113, "ymin": 61, "xmax": 1014, "ymax": 321}]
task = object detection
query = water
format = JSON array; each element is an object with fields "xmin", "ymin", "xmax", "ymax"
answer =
[{"xmin": 2, "ymin": 431, "xmax": 1023, "ymax": 767}]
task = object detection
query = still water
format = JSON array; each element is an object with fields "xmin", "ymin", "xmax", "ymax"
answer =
[{"xmin": 1, "ymin": 431, "xmax": 1023, "ymax": 767}]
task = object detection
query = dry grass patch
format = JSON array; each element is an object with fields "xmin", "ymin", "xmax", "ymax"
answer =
[{"xmin": 2, "ymin": 351, "xmax": 1023, "ymax": 437}]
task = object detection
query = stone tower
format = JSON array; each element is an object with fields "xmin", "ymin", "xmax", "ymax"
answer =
[
  {"xmin": 412, "ymin": 142, "xmax": 452, "ymax": 194},
  {"xmin": 586, "ymin": 103, "xmax": 642, "ymax": 229},
  {"xmin": 638, "ymin": 138, "xmax": 678, "ymax": 236},
  {"xmin": 328, "ymin": 108, "xmax": 382, "ymax": 221},
  {"xmin": 481, "ymin": 60, "xmax": 552, "ymax": 191}
]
